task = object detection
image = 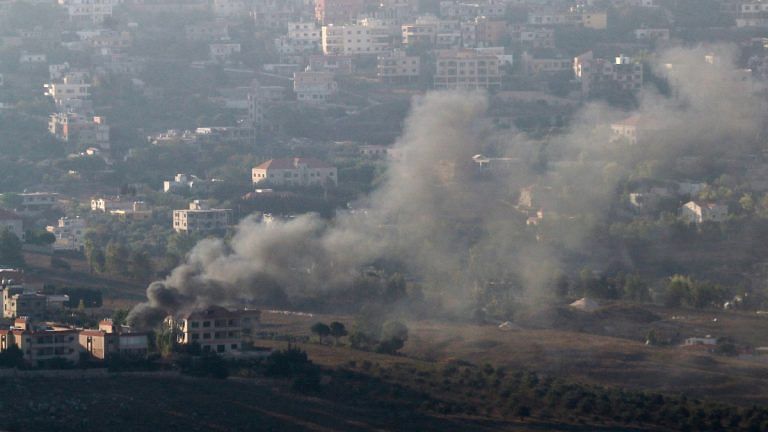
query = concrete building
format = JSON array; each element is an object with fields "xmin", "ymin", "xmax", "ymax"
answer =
[
  {"xmin": 48, "ymin": 113, "xmax": 110, "ymax": 150},
  {"xmin": 44, "ymin": 75, "xmax": 91, "ymax": 106},
  {"xmin": 46, "ymin": 217, "xmax": 87, "ymax": 251},
  {"xmin": 321, "ymin": 23, "xmax": 391, "ymax": 55},
  {"xmin": 252, "ymin": 157, "xmax": 338, "ymax": 187},
  {"xmin": 170, "ymin": 306, "xmax": 261, "ymax": 354},
  {"xmin": 275, "ymin": 22, "xmax": 321, "ymax": 55},
  {"xmin": 574, "ymin": 52, "xmax": 643, "ymax": 96},
  {"xmin": 508, "ymin": 25, "xmax": 555, "ymax": 49},
  {"xmin": 401, "ymin": 15, "xmax": 461, "ymax": 47},
  {"xmin": 79, "ymin": 319, "xmax": 148, "ymax": 360},
  {"xmin": 681, "ymin": 201, "xmax": 728, "ymax": 224},
  {"xmin": 18, "ymin": 192, "xmax": 59, "ymax": 216},
  {"xmin": 315, "ymin": 0, "xmax": 364, "ymax": 24},
  {"xmin": 634, "ymin": 28, "xmax": 670, "ymax": 41},
  {"xmin": 0, "ymin": 209, "xmax": 23, "ymax": 240},
  {"xmin": 293, "ymin": 71, "xmax": 337, "ymax": 103},
  {"xmin": 377, "ymin": 49, "xmax": 421, "ymax": 82},
  {"xmin": 185, "ymin": 21, "xmax": 229, "ymax": 41},
  {"xmin": 163, "ymin": 173, "xmax": 217, "ymax": 193},
  {"xmin": 308, "ymin": 54, "xmax": 355, "ymax": 74},
  {"xmin": 57, "ymin": 0, "xmax": 118, "ymax": 24},
  {"xmin": 434, "ymin": 48, "xmax": 502, "ymax": 90},
  {"xmin": 737, "ymin": 2, "xmax": 768, "ymax": 28},
  {"xmin": 209, "ymin": 43, "xmax": 241, "ymax": 62},
  {"xmin": 610, "ymin": 114, "xmax": 645, "ymax": 144},
  {"xmin": 0, "ymin": 317, "xmax": 80, "ymax": 366},
  {"xmin": 521, "ymin": 49, "xmax": 571, "ymax": 75},
  {"xmin": 173, "ymin": 200, "xmax": 232, "ymax": 233}
]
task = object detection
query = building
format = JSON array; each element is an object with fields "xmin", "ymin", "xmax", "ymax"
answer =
[
  {"xmin": 321, "ymin": 23, "xmax": 391, "ymax": 55},
  {"xmin": 308, "ymin": 54, "xmax": 355, "ymax": 74},
  {"xmin": 0, "ymin": 317, "xmax": 80, "ymax": 366},
  {"xmin": 293, "ymin": 71, "xmax": 337, "ymax": 103},
  {"xmin": 170, "ymin": 306, "xmax": 261, "ymax": 354},
  {"xmin": 46, "ymin": 217, "xmax": 87, "ymax": 251},
  {"xmin": 401, "ymin": 16, "xmax": 461, "ymax": 48},
  {"xmin": 681, "ymin": 201, "xmax": 728, "ymax": 224},
  {"xmin": 48, "ymin": 113, "xmax": 110, "ymax": 150},
  {"xmin": 634, "ymin": 28, "xmax": 670, "ymax": 41},
  {"xmin": 79, "ymin": 319, "xmax": 148, "ymax": 360},
  {"xmin": 737, "ymin": 2, "xmax": 768, "ymax": 28},
  {"xmin": 163, "ymin": 173, "xmax": 217, "ymax": 193},
  {"xmin": 275, "ymin": 22, "xmax": 321, "ymax": 55},
  {"xmin": 44, "ymin": 75, "xmax": 91, "ymax": 106},
  {"xmin": 610, "ymin": 115, "xmax": 644, "ymax": 144},
  {"xmin": 57, "ymin": 0, "xmax": 118, "ymax": 24},
  {"xmin": 377, "ymin": 49, "xmax": 420, "ymax": 82},
  {"xmin": 521, "ymin": 49, "xmax": 571, "ymax": 75},
  {"xmin": 252, "ymin": 157, "xmax": 338, "ymax": 187},
  {"xmin": 315, "ymin": 0, "xmax": 364, "ymax": 24},
  {"xmin": 0, "ymin": 209, "xmax": 23, "ymax": 240},
  {"xmin": 209, "ymin": 43, "xmax": 241, "ymax": 62},
  {"xmin": 508, "ymin": 25, "xmax": 555, "ymax": 49},
  {"xmin": 2, "ymin": 284, "xmax": 69, "ymax": 319},
  {"xmin": 434, "ymin": 49, "xmax": 502, "ymax": 90},
  {"xmin": 17, "ymin": 192, "xmax": 59, "ymax": 216},
  {"xmin": 574, "ymin": 52, "xmax": 643, "ymax": 96},
  {"xmin": 185, "ymin": 21, "xmax": 229, "ymax": 41},
  {"xmin": 172, "ymin": 200, "xmax": 232, "ymax": 233}
]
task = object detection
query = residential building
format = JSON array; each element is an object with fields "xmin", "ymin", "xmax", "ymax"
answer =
[
  {"xmin": 434, "ymin": 48, "xmax": 502, "ymax": 90},
  {"xmin": 185, "ymin": 22, "xmax": 229, "ymax": 41},
  {"xmin": 213, "ymin": 0, "xmax": 247, "ymax": 17},
  {"xmin": 0, "ymin": 209, "xmax": 23, "ymax": 240},
  {"xmin": 439, "ymin": 0, "xmax": 506, "ymax": 19},
  {"xmin": 194, "ymin": 126, "xmax": 254, "ymax": 146},
  {"xmin": 321, "ymin": 23, "xmax": 391, "ymax": 55},
  {"xmin": 79, "ymin": 319, "xmax": 148, "ymax": 360},
  {"xmin": 275, "ymin": 22, "xmax": 321, "ymax": 55},
  {"xmin": 17, "ymin": 192, "xmax": 59, "ymax": 216},
  {"xmin": 609, "ymin": 114, "xmax": 645, "ymax": 144},
  {"xmin": 293, "ymin": 71, "xmax": 338, "ymax": 103},
  {"xmin": 173, "ymin": 201, "xmax": 232, "ymax": 233},
  {"xmin": 252, "ymin": 157, "xmax": 338, "ymax": 187},
  {"xmin": 681, "ymin": 201, "xmax": 728, "ymax": 224},
  {"xmin": 308, "ymin": 54, "xmax": 355, "ymax": 74},
  {"xmin": 44, "ymin": 75, "xmax": 91, "ymax": 106},
  {"xmin": 634, "ymin": 28, "xmax": 670, "ymax": 41},
  {"xmin": 209, "ymin": 43, "xmax": 241, "ymax": 62},
  {"xmin": 0, "ymin": 317, "xmax": 80, "ymax": 366},
  {"xmin": 574, "ymin": 51, "xmax": 643, "ymax": 96},
  {"xmin": 2, "ymin": 284, "xmax": 69, "ymax": 320},
  {"xmin": 46, "ymin": 217, "xmax": 87, "ymax": 251},
  {"xmin": 401, "ymin": 16, "xmax": 461, "ymax": 47},
  {"xmin": 508, "ymin": 25, "xmax": 555, "ymax": 49},
  {"xmin": 163, "ymin": 173, "xmax": 218, "ymax": 193},
  {"xmin": 737, "ymin": 2, "xmax": 768, "ymax": 28},
  {"xmin": 520, "ymin": 49, "xmax": 571, "ymax": 75},
  {"xmin": 315, "ymin": 0, "xmax": 364, "ymax": 24},
  {"xmin": 57, "ymin": 0, "xmax": 118, "ymax": 24},
  {"xmin": 170, "ymin": 306, "xmax": 261, "ymax": 354},
  {"xmin": 377, "ymin": 49, "xmax": 421, "ymax": 82},
  {"xmin": 48, "ymin": 113, "xmax": 110, "ymax": 150}
]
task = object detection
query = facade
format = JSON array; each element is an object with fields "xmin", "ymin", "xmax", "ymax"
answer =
[
  {"xmin": 2, "ymin": 318, "xmax": 80, "ymax": 366},
  {"xmin": 574, "ymin": 52, "xmax": 643, "ymax": 95},
  {"xmin": 521, "ymin": 49, "xmax": 571, "ymax": 75},
  {"xmin": 252, "ymin": 157, "xmax": 338, "ymax": 186},
  {"xmin": 0, "ymin": 209, "xmax": 23, "ymax": 240},
  {"xmin": 634, "ymin": 28, "xmax": 670, "ymax": 41},
  {"xmin": 610, "ymin": 115, "xmax": 645, "ymax": 144},
  {"xmin": 209, "ymin": 43, "xmax": 241, "ymax": 62},
  {"xmin": 434, "ymin": 49, "xmax": 502, "ymax": 90},
  {"xmin": 46, "ymin": 217, "xmax": 87, "ymax": 251},
  {"xmin": 314, "ymin": 0, "xmax": 364, "ymax": 24},
  {"xmin": 48, "ymin": 113, "xmax": 110, "ymax": 150},
  {"xmin": 275, "ymin": 22, "xmax": 320, "ymax": 55},
  {"xmin": 171, "ymin": 306, "xmax": 261, "ymax": 354},
  {"xmin": 79, "ymin": 319, "xmax": 148, "ymax": 360},
  {"xmin": 2, "ymin": 285, "xmax": 68, "ymax": 319},
  {"xmin": 172, "ymin": 201, "xmax": 232, "ymax": 233},
  {"xmin": 377, "ymin": 49, "xmax": 420, "ymax": 82},
  {"xmin": 321, "ymin": 24, "xmax": 391, "ymax": 55},
  {"xmin": 293, "ymin": 71, "xmax": 337, "ymax": 103},
  {"xmin": 18, "ymin": 192, "xmax": 59, "ymax": 216},
  {"xmin": 308, "ymin": 54, "xmax": 355, "ymax": 74},
  {"xmin": 681, "ymin": 201, "xmax": 728, "ymax": 224},
  {"xmin": 401, "ymin": 16, "xmax": 461, "ymax": 47},
  {"xmin": 57, "ymin": 0, "xmax": 118, "ymax": 24},
  {"xmin": 44, "ymin": 75, "xmax": 91, "ymax": 106}
]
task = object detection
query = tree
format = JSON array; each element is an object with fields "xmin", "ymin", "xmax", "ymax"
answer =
[
  {"xmin": 0, "ymin": 229, "xmax": 24, "ymax": 267},
  {"xmin": 329, "ymin": 321, "xmax": 347, "ymax": 345},
  {"xmin": 310, "ymin": 322, "xmax": 331, "ymax": 344},
  {"xmin": 514, "ymin": 405, "xmax": 531, "ymax": 421},
  {"xmin": 665, "ymin": 275, "xmax": 693, "ymax": 308},
  {"xmin": 376, "ymin": 320, "xmax": 409, "ymax": 354},
  {"xmin": 84, "ymin": 240, "xmax": 105, "ymax": 274},
  {"xmin": 128, "ymin": 250, "xmax": 153, "ymax": 281},
  {"xmin": 105, "ymin": 241, "xmax": 129, "ymax": 276}
]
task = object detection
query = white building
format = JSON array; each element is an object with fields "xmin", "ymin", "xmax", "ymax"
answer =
[
  {"xmin": 321, "ymin": 23, "xmax": 391, "ymax": 55},
  {"xmin": 680, "ymin": 201, "xmax": 728, "ymax": 224},
  {"xmin": 57, "ymin": 0, "xmax": 118, "ymax": 24},
  {"xmin": 209, "ymin": 43, "xmax": 241, "ymax": 62},
  {"xmin": 46, "ymin": 217, "xmax": 87, "ymax": 251},
  {"xmin": 275, "ymin": 22, "xmax": 321, "ymax": 55},
  {"xmin": 172, "ymin": 201, "xmax": 232, "ymax": 233},
  {"xmin": 377, "ymin": 49, "xmax": 420, "ymax": 82},
  {"xmin": 44, "ymin": 75, "xmax": 91, "ymax": 106},
  {"xmin": 252, "ymin": 157, "xmax": 337, "ymax": 187},
  {"xmin": 434, "ymin": 48, "xmax": 501, "ymax": 90},
  {"xmin": 293, "ymin": 71, "xmax": 337, "ymax": 103}
]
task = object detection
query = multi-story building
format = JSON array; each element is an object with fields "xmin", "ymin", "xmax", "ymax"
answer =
[
  {"xmin": 681, "ymin": 201, "xmax": 729, "ymax": 224},
  {"xmin": 48, "ymin": 113, "xmax": 110, "ymax": 150},
  {"xmin": 308, "ymin": 54, "xmax": 355, "ymax": 74},
  {"xmin": 401, "ymin": 15, "xmax": 461, "ymax": 47},
  {"xmin": 17, "ymin": 192, "xmax": 59, "ymax": 216},
  {"xmin": 377, "ymin": 49, "xmax": 421, "ymax": 82},
  {"xmin": 574, "ymin": 51, "xmax": 643, "ymax": 96},
  {"xmin": 79, "ymin": 319, "xmax": 148, "ymax": 360},
  {"xmin": 321, "ymin": 23, "xmax": 391, "ymax": 55},
  {"xmin": 170, "ymin": 306, "xmax": 261, "ymax": 354},
  {"xmin": 275, "ymin": 22, "xmax": 321, "ymax": 55},
  {"xmin": 521, "ymin": 49, "xmax": 571, "ymax": 75},
  {"xmin": 172, "ymin": 201, "xmax": 232, "ymax": 233},
  {"xmin": 252, "ymin": 157, "xmax": 338, "ymax": 187},
  {"xmin": 737, "ymin": 1, "xmax": 768, "ymax": 28},
  {"xmin": 46, "ymin": 217, "xmax": 87, "ymax": 251},
  {"xmin": 185, "ymin": 21, "xmax": 229, "ymax": 41},
  {"xmin": 0, "ymin": 209, "xmax": 23, "ymax": 240},
  {"xmin": 634, "ymin": 28, "xmax": 670, "ymax": 41},
  {"xmin": 439, "ymin": 0, "xmax": 507, "ymax": 19},
  {"xmin": 213, "ymin": 0, "xmax": 247, "ymax": 17},
  {"xmin": 0, "ymin": 317, "xmax": 80, "ymax": 367},
  {"xmin": 315, "ymin": 0, "xmax": 364, "ymax": 24},
  {"xmin": 434, "ymin": 48, "xmax": 502, "ymax": 90},
  {"xmin": 293, "ymin": 71, "xmax": 338, "ymax": 103},
  {"xmin": 57, "ymin": 0, "xmax": 117, "ymax": 24},
  {"xmin": 44, "ymin": 75, "xmax": 91, "ymax": 106},
  {"xmin": 509, "ymin": 25, "xmax": 555, "ymax": 49},
  {"xmin": 209, "ymin": 43, "xmax": 241, "ymax": 62},
  {"xmin": 527, "ymin": 8, "xmax": 607, "ymax": 30}
]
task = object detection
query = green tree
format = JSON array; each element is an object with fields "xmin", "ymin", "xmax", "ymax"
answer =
[
  {"xmin": 0, "ymin": 229, "xmax": 24, "ymax": 267},
  {"xmin": 310, "ymin": 322, "xmax": 331, "ymax": 343},
  {"xmin": 376, "ymin": 320, "xmax": 409, "ymax": 354},
  {"xmin": 84, "ymin": 240, "xmax": 105, "ymax": 274},
  {"xmin": 665, "ymin": 275, "xmax": 693, "ymax": 308},
  {"xmin": 105, "ymin": 241, "xmax": 129, "ymax": 276},
  {"xmin": 329, "ymin": 321, "xmax": 348, "ymax": 345},
  {"xmin": 128, "ymin": 250, "xmax": 153, "ymax": 281}
]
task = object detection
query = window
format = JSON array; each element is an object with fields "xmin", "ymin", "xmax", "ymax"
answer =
[
  {"xmin": 191, "ymin": 321, "xmax": 199, "ymax": 328},
  {"xmin": 203, "ymin": 321, "xmax": 211, "ymax": 328},
  {"xmin": 217, "ymin": 345, "xmax": 225, "ymax": 352},
  {"xmin": 231, "ymin": 344, "xmax": 238, "ymax": 350}
]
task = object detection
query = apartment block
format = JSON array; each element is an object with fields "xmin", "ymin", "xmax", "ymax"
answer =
[
  {"xmin": 434, "ymin": 48, "xmax": 502, "ymax": 90},
  {"xmin": 377, "ymin": 49, "xmax": 421, "ymax": 82},
  {"xmin": 170, "ymin": 306, "xmax": 261, "ymax": 354},
  {"xmin": 172, "ymin": 201, "xmax": 232, "ymax": 233},
  {"xmin": 252, "ymin": 157, "xmax": 338, "ymax": 186}
]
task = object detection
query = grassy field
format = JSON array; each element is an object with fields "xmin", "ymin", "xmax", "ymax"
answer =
[{"xmin": 257, "ymin": 306, "xmax": 768, "ymax": 408}]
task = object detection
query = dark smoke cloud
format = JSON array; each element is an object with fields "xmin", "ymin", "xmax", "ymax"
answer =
[{"xmin": 128, "ymin": 45, "xmax": 766, "ymax": 329}]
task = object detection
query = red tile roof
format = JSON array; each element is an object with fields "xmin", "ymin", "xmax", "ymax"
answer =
[{"xmin": 254, "ymin": 158, "xmax": 333, "ymax": 170}]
